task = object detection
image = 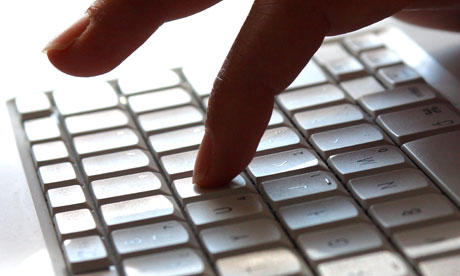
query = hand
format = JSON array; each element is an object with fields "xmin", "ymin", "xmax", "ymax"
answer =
[{"xmin": 44, "ymin": 0, "xmax": 460, "ymax": 187}]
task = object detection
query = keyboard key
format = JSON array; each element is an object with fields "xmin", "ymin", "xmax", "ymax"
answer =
[
  {"xmin": 172, "ymin": 175, "xmax": 254, "ymax": 206},
  {"xmin": 268, "ymin": 108, "xmax": 289, "ymax": 128},
  {"xmin": 278, "ymin": 84, "xmax": 349, "ymax": 116},
  {"xmin": 100, "ymin": 195, "xmax": 183, "ymax": 231},
  {"xmin": 63, "ymin": 235, "xmax": 110, "ymax": 274},
  {"xmin": 112, "ymin": 220, "xmax": 197, "ymax": 258},
  {"xmin": 328, "ymin": 145, "xmax": 412, "ymax": 182},
  {"xmin": 297, "ymin": 223, "xmax": 386, "ymax": 264},
  {"xmin": 82, "ymin": 149, "xmax": 157, "ymax": 181},
  {"xmin": 287, "ymin": 60, "xmax": 328, "ymax": 90},
  {"xmin": 247, "ymin": 148, "xmax": 326, "ymax": 183},
  {"xmin": 118, "ymin": 69, "xmax": 181, "ymax": 95},
  {"xmin": 260, "ymin": 171, "xmax": 346, "ymax": 209},
  {"xmin": 347, "ymin": 168, "xmax": 436, "ymax": 209},
  {"xmin": 32, "ymin": 140, "xmax": 69, "ymax": 165},
  {"xmin": 24, "ymin": 116, "xmax": 61, "ymax": 143},
  {"xmin": 309, "ymin": 123, "xmax": 390, "ymax": 159},
  {"xmin": 185, "ymin": 193, "xmax": 271, "ymax": 231},
  {"xmin": 149, "ymin": 125, "xmax": 204, "ymax": 157},
  {"xmin": 317, "ymin": 251, "xmax": 414, "ymax": 276},
  {"xmin": 343, "ymin": 33, "xmax": 384, "ymax": 54},
  {"xmin": 46, "ymin": 185, "xmax": 88, "ymax": 214},
  {"xmin": 359, "ymin": 48, "xmax": 402, "ymax": 71},
  {"xmin": 324, "ymin": 56, "xmax": 367, "ymax": 81},
  {"xmin": 293, "ymin": 104, "xmax": 368, "ymax": 137},
  {"xmin": 358, "ymin": 83, "xmax": 437, "ymax": 117},
  {"xmin": 278, "ymin": 196, "xmax": 366, "ymax": 237},
  {"xmin": 368, "ymin": 193, "xmax": 456, "ymax": 234},
  {"xmin": 138, "ymin": 105, "xmax": 204, "ymax": 134},
  {"xmin": 419, "ymin": 254, "xmax": 460, "ymax": 276},
  {"xmin": 376, "ymin": 103, "xmax": 460, "ymax": 145},
  {"xmin": 314, "ymin": 43, "xmax": 350, "ymax": 65},
  {"xmin": 160, "ymin": 149, "xmax": 197, "ymax": 181},
  {"xmin": 74, "ymin": 128, "xmax": 142, "ymax": 157},
  {"xmin": 340, "ymin": 76, "xmax": 385, "ymax": 100},
  {"xmin": 393, "ymin": 220, "xmax": 460, "ymax": 262},
  {"xmin": 128, "ymin": 88, "xmax": 193, "ymax": 113},
  {"xmin": 376, "ymin": 64, "xmax": 423, "ymax": 88},
  {"xmin": 15, "ymin": 92, "xmax": 51, "ymax": 119},
  {"xmin": 90, "ymin": 172, "xmax": 169, "ymax": 205},
  {"xmin": 54, "ymin": 209, "xmax": 98, "ymax": 240},
  {"xmin": 216, "ymin": 247, "xmax": 312, "ymax": 276},
  {"xmin": 402, "ymin": 130, "xmax": 460, "ymax": 207},
  {"xmin": 39, "ymin": 162, "xmax": 79, "ymax": 190},
  {"xmin": 123, "ymin": 248, "xmax": 213, "ymax": 276},
  {"xmin": 200, "ymin": 218, "xmax": 291, "ymax": 260},
  {"xmin": 65, "ymin": 109, "xmax": 130, "ymax": 136},
  {"xmin": 256, "ymin": 127, "xmax": 307, "ymax": 156},
  {"xmin": 53, "ymin": 81, "xmax": 119, "ymax": 116}
]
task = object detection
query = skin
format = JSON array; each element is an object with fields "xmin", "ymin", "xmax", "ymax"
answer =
[{"xmin": 45, "ymin": 0, "xmax": 460, "ymax": 187}]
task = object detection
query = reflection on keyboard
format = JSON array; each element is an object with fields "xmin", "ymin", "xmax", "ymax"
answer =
[{"xmin": 8, "ymin": 28, "xmax": 460, "ymax": 276}]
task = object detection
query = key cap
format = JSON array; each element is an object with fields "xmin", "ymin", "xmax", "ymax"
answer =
[
  {"xmin": 15, "ymin": 92, "xmax": 51, "ymax": 119},
  {"xmin": 358, "ymin": 83, "xmax": 437, "ymax": 117},
  {"xmin": 90, "ymin": 172, "xmax": 169, "ymax": 205},
  {"xmin": 293, "ymin": 104, "xmax": 368, "ymax": 137},
  {"xmin": 340, "ymin": 76, "xmax": 385, "ymax": 100},
  {"xmin": 63, "ymin": 235, "xmax": 110, "ymax": 274},
  {"xmin": 138, "ymin": 105, "xmax": 204, "ymax": 134},
  {"xmin": 74, "ymin": 128, "xmax": 142, "ymax": 157},
  {"xmin": 278, "ymin": 196, "xmax": 366, "ymax": 238},
  {"xmin": 216, "ymin": 247, "xmax": 312, "ymax": 276},
  {"xmin": 172, "ymin": 175, "xmax": 254, "ymax": 206},
  {"xmin": 65, "ymin": 109, "xmax": 130, "ymax": 136},
  {"xmin": 278, "ymin": 84, "xmax": 349, "ymax": 116},
  {"xmin": 310, "ymin": 123, "xmax": 390, "ymax": 159},
  {"xmin": 54, "ymin": 209, "xmax": 98, "ymax": 240},
  {"xmin": 247, "ymin": 148, "xmax": 326, "ymax": 183},
  {"xmin": 324, "ymin": 56, "xmax": 367, "ymax": 81},
  {"xmin": 393, "ymin": 220, "xmax": 460, "ymax": 262},
  {"xmin": 347, "ymin": 168, "xmax": 436, "ymax": 209},
  {"xmin": 419, "ymin": 254, "xmax": 460, "ymax": 276},
  {"xmin": 343, "ymin": 33, "xmax": 384, "ymax": 54},
  {"xmin": 160, "ymin": 149, "xmax": 197, "ymax": 181},
  {"xmin": 268, "ymin": 108, "xmax": 289, "ymax": 128},
  {"xmin": 32, "ymin": 140, "xmax": 69, "ymax": 165},
  {"xmin": 376, "ymin": 64, "xmax": 423, "ymax": 88},
  {"xmin": 314, "ymin": 43, "xmax": 350, "ymax": 65},
  {"xmin": 376, "ymin": 103, "xmax": 460, "ymax": 145},
  {"xmin": 260, "ymin": 171, "xmax": 346, "ymax": 209},
  {"xmin": 38, "ymin": 162, "xmax": 79, "ymax": 190},
  {"xmin": 185, "ymin": 193, "xmax": 271, "ymax": 231},
  {"xmin": 82, "ymin": 149, "xmax": 157, "ymax": 181},
  {"xmin": 123, "ymin": 248, "xmax": 213, "ymax": 276},
  {"xmin": 328, "ymin": 145, "xmax": 412, "ymax": 182},
  {"xmin": 100, "ymin": 195, "xmax": 183, "ymax": 231},
  {"xmin": 200, "ymin": 218, "xmax": 291, "ymax": 260},
  {"xmin": 53, "ymin": 81, "xmax": 119, "ymax": 116},
  {"xmin": 402, "ymin": 130, "xmax": 460, "ymax": 207},
  {"xmin": 24, "ymin": 116, "xmax": 61, "ymax": 143},
  {"xmin": 47, "ymin": 185, "xmax": 88, "ymax": 214},
  {"xmin": 112, "ymin": 220, "xmax": 197, "ymax": 258},
  {"xmin": 359, "ymin": 48, "xmax": 402, "ymax": 71},
  {"xmin": 256, "ymin": 127, "xmax": 308, "ymax": 156},
  {"xmin": 149, "ymin": 125, "xmax": 204, "ymax": 157},
  {"xmin": 317, "ymin": 251, "xmax": 414, "ymax": 276},
  {"xmin": 297, "ymin": 223, "xmax": 386, "ymax": 264},
  {"xmin": 287, "ymin": 60, "xmax": 328, "ymax": 90},
  {"xmin": 118, "ymin": 69, "xmax": 181, "ymax": 95},
  {"xmin": 73, "ymin": 266, "xmax": 118, "ymax": 276},
  {"xmin": 368, "ymin": 193, "xmax": 456, "ymax": 234},
  {"xmin": 128, "ymin": 88, "xmax": 193, "ymax": 113}
]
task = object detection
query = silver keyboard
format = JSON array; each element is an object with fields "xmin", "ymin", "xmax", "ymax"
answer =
[{"xmin": 7, "ymin": 27, "xmax": 460, "ymax": 276}]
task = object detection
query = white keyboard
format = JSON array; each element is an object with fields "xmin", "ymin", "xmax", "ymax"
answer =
[{"xmin": 8, "ymin": 27, "xmax": 460, "ymax": 276}]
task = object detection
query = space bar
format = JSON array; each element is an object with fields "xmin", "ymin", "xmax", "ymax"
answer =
[{"xmin": 402, "ymin": 130, "xmax": 460, "ymax": 207}]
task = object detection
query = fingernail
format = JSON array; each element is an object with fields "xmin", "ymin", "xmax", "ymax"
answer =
[
  {"xmin": 193, "ymin": 131, "xmax": 214, "ymax": 185},
  {"xmin": 43, "ymin": 13, "xmax": 90, "ymax": 53}
]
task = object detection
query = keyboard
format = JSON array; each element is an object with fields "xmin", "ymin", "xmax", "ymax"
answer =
[{"xmin": 7, "ymin": 27, "xmax": 460, "ymax": 276}]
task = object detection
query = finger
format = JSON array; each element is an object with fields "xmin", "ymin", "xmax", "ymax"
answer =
[
  {"xmin": 396, "ymin": 9, "xmax": 460, "ymax": 32},
  {"xmin": 45, "ymin": 0, "xmax": 220, "ymax": 76}
]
